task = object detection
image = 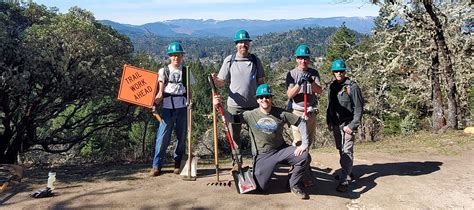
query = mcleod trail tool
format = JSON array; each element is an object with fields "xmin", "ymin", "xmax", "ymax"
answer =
[
  {"xmin": 182, "ymin": 66, "xmax": 197, "ymax": 181},
  {"xmin": 207, "ymin": 75, "xmax": 256, "ymax": 194},
  {"xmin": 207, "ymin": 78, "xmax": 231, "ymax": 187}
]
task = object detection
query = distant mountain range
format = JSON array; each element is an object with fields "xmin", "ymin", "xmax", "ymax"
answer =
[{"xmin": 99, "ymin": 17, "xmax": 375, "ymax": 38}]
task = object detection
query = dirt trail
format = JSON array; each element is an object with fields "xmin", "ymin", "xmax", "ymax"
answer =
[{"xmin": 1, "ymin": 146, "xmax": 473, "ymax": 209}]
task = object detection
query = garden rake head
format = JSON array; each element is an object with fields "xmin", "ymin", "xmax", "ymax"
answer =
[
  {"xmin": 206, "ymin": 167, "xmax": 232, "ymax": 187},
  {"xmin": 207, "ymin": 180, "xmax": 232, "ymax": 187}
]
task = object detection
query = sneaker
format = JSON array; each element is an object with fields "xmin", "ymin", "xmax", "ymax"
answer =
[
  {"xmin": 291, "ymin": 186, "xmax": 310, "ymax": 200},
  {"xmin": 150, "ymin": 168, "xmax": 160, "ymax": 177},
  {"xmin": 336, "ymin": 181, "xmax": 349, "ymax": 192}
]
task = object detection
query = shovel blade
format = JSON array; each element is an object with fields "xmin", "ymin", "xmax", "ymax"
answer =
[
  {"xmin": 180, "ymin": 157, "xmax": 198, "ymax": 177},
  {"xmin": 232, "ymin": 166, "xmax": 257, "ymax": 194}
]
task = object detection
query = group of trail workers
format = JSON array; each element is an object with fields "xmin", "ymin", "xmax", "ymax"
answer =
[{"xmin": 149, "ymin": 29, "xmax": 364, "ymax": 200}]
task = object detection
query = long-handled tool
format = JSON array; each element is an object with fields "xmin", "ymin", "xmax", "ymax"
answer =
[
  {"xmin": 208, "ymin": 75, "xmax": 256, "ymax": 194},
  {"xmin": 207, "ymin": 79, "xmax": 231, "ymax": 187},
  {"xmin": 152, "ymin": 103, "xmax": 162, "ymax": 122},
  {"xmin": 303, "ymin": 80, "xmax": 308, "ymax": 120},
  {"xmin": 182, "ymin": 66, "xmax": 197, "ymax": 181}
]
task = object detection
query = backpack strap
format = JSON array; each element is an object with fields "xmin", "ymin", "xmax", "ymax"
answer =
[
  {"xmin": 228, "ymin": 53, "xmax": 259, "ymax": 82},
  {"xmin": 228, "ymin": 53, "xmax": 237, "ymax": 70},
  {"xmin": 163, "ymin": 65, "xmax": 170, "ymax": 86},
  {"xmin": 344, "ymin": 81, "xmax": 355, "ymax": 111},
  {"xmin": 182, "ymin": 66, "xmax": 188, "ymax": 89}
]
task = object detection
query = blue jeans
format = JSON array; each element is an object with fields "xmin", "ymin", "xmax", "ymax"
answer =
[{"xmin": 152, "ymin": 107, "xmax": 187, "ymax": 169}]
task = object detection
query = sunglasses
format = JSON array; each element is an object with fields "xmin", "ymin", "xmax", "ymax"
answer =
[
  {"xmin": 257, "ymin": 95, "xmax": 272, "ymax": 100},
  {"xmin": 333, "ymin": 70, "xmax": 346, "ymax": 73},
  {"xmin": 169, "ymin": 54, "xmax": 183, "ymax": 58},
  {"xmin": 296, "ymin": 57, "xmax": 310, "ymax": 60}
]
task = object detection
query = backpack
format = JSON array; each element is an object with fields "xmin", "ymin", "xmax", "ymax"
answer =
[
  {"xmin": 162, "ymin": 65, "xmax": 187, "ymax": 87},
  {"xmin": 343, "ymin": 81, "xmax": 364, "ymax": 112},
  {"xmin": 228, "ymin": 53, "xmax": 260, "ymax": 81},
  {"xmin": 162, "ymin": 65, "xmax": 187, "ymax": 98}
]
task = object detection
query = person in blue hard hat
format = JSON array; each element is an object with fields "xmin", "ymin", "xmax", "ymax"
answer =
[
  {"xmin": 326, "ymin": 59, "xmax": 364, "ymax": 192},
  {"xmin": 286, "ymin": 44, "xmax": 322, "ymax": 147},
  {"xmin": 285, "ymin": 44, "xmax": 323, "ymax": 188},
  {"xmin": 211, "ymin": 29, "xmax": 265, "ymax": 168},
  {"xmin": 150, "ymin": 42, "xmax": 195, "ymax": 176},
  {"xmin": 213, "ymin": 83, "xmax": 311, "ymax": 200}
]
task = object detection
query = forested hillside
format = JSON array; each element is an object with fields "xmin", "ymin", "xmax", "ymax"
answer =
[
  {"xmin": 1, "ymin": 1, "xmax": 472, "ymax": 165},
  {"xmin": 125, "ymin": 26, "xmax": 363, "ymax": 64}
]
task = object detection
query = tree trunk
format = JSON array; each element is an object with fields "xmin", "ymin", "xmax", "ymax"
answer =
[
  {"xmin": 429, "ymin": 41, "xmax": 446, "ymax": 131},
  {"xmin": 423, "ymin": 0, "xmax": 458, "ymax": 129},
  {"xmin": 0, "ymin": 96, "xmax": 15, "ymax": 164},
  {"xmin": 3, "ymin": 121, "xmax": 25, "ymax": 164}
]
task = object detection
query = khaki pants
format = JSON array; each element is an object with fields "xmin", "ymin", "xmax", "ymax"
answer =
[
  {"xmin": 290, "ymin": 109, "xmax": 317, "ymax": 147},
  {"xmin": 332, "ymin": 125, "xmax": 354, "ymax": 183}
]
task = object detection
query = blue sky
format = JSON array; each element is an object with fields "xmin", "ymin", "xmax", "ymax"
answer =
[{"xmin": 35, "ymin": 0, "xmax": 380, "ymax": 25}]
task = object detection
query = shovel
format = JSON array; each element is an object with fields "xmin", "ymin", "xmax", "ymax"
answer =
[
  {"xmin": 208, "ymin": 75, "xmax": 257, "ymax": 194},
  {"xmin": 182, "ymin": 66, "xmax": 197, "ymax": 181}
]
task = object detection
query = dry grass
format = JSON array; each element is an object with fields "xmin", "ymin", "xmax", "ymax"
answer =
[{"xmin": 314, "ymin": 130, "xmax": 474, "ymax": 155}]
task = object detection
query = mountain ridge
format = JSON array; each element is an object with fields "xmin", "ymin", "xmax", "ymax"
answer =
[{"xmin": 99, "ymin": 17, "xmax": 374, "ymax": 38}]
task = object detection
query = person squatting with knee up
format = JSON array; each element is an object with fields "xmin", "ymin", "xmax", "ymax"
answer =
[{"xmin": 213, "ymin": 83, "xmax": 311, "ymax": 200}]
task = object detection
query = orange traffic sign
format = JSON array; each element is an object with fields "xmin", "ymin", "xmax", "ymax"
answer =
[{"xmin": 118, "ymin": 64, "xmax": 158, "ymax": 108}]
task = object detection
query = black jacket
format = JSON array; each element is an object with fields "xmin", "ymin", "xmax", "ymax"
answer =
[{"xmin": 326, "ymin": 78, "xmax": 364, "ymax": 130}]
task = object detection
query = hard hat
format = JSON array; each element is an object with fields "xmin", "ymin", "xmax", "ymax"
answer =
[
  {"xmin": 331, "ymin": 59, "xmax": 347, "ymax": 71},
  {"xmin": 256, "ymin": 83, "xmax": 273, "ymax": 97},
  {"xmin": 167, "ymin": 42, "xmax": 185, "ymax": 55},
  {"xmin": 294, "ymin": 44, "xmax": 312, "ymax": 57},
  {"xmin": 234, "ymin": 29, "xmax": 252, "ymax": 42}
]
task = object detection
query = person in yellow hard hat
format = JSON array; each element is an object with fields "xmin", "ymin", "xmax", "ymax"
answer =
[
  {"xmin": 211, "ymin": 29, "xmax": 265, "ymax": 168},
  {"xmin": 150, "ymin": 42, "xmax": 195, "ymax": 176}
]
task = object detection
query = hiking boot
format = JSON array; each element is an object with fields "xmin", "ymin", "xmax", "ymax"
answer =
[
  {"xmin": 150, "ymin": 168, "xmax": 160, "ymax": 177},
  {"xmin": 173, "ymin": 168, "xmax": 180, "ymax": 174},
  {"xmin": 303, "ymin": 179, "xmax": 315, "ymax": 188},
  {"xmin": 173, "ymin": 160, "xmax": 181, "ymax": 174},
  {"xmin": 336, "ymin": 181, "xmax": 349, "ymax": 192},
  {"xmin": 335, "ymin": 172, "xmax": 355, "ymax": 181},
  {"xmin": 291, "ymin": 186, "xmax": 309, "ymax": 200},
  {"xmin": 231, "ymin": 164, "xmax": 239, "ymax": 172}
]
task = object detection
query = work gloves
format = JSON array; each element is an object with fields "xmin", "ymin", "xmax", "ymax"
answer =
[{"xmin": 297, "ymin": 72, "xmax": 314, "ymax": 86}]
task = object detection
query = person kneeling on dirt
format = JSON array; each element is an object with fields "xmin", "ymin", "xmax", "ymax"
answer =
[{"xmin": 213, "ymin": 83, "xmax": 311, "ymax": 199}]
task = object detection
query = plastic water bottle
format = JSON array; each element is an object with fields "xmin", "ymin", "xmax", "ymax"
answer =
[{"xmin": 47, "ymin": 171, "xmax": 56, "ymax": 190}]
